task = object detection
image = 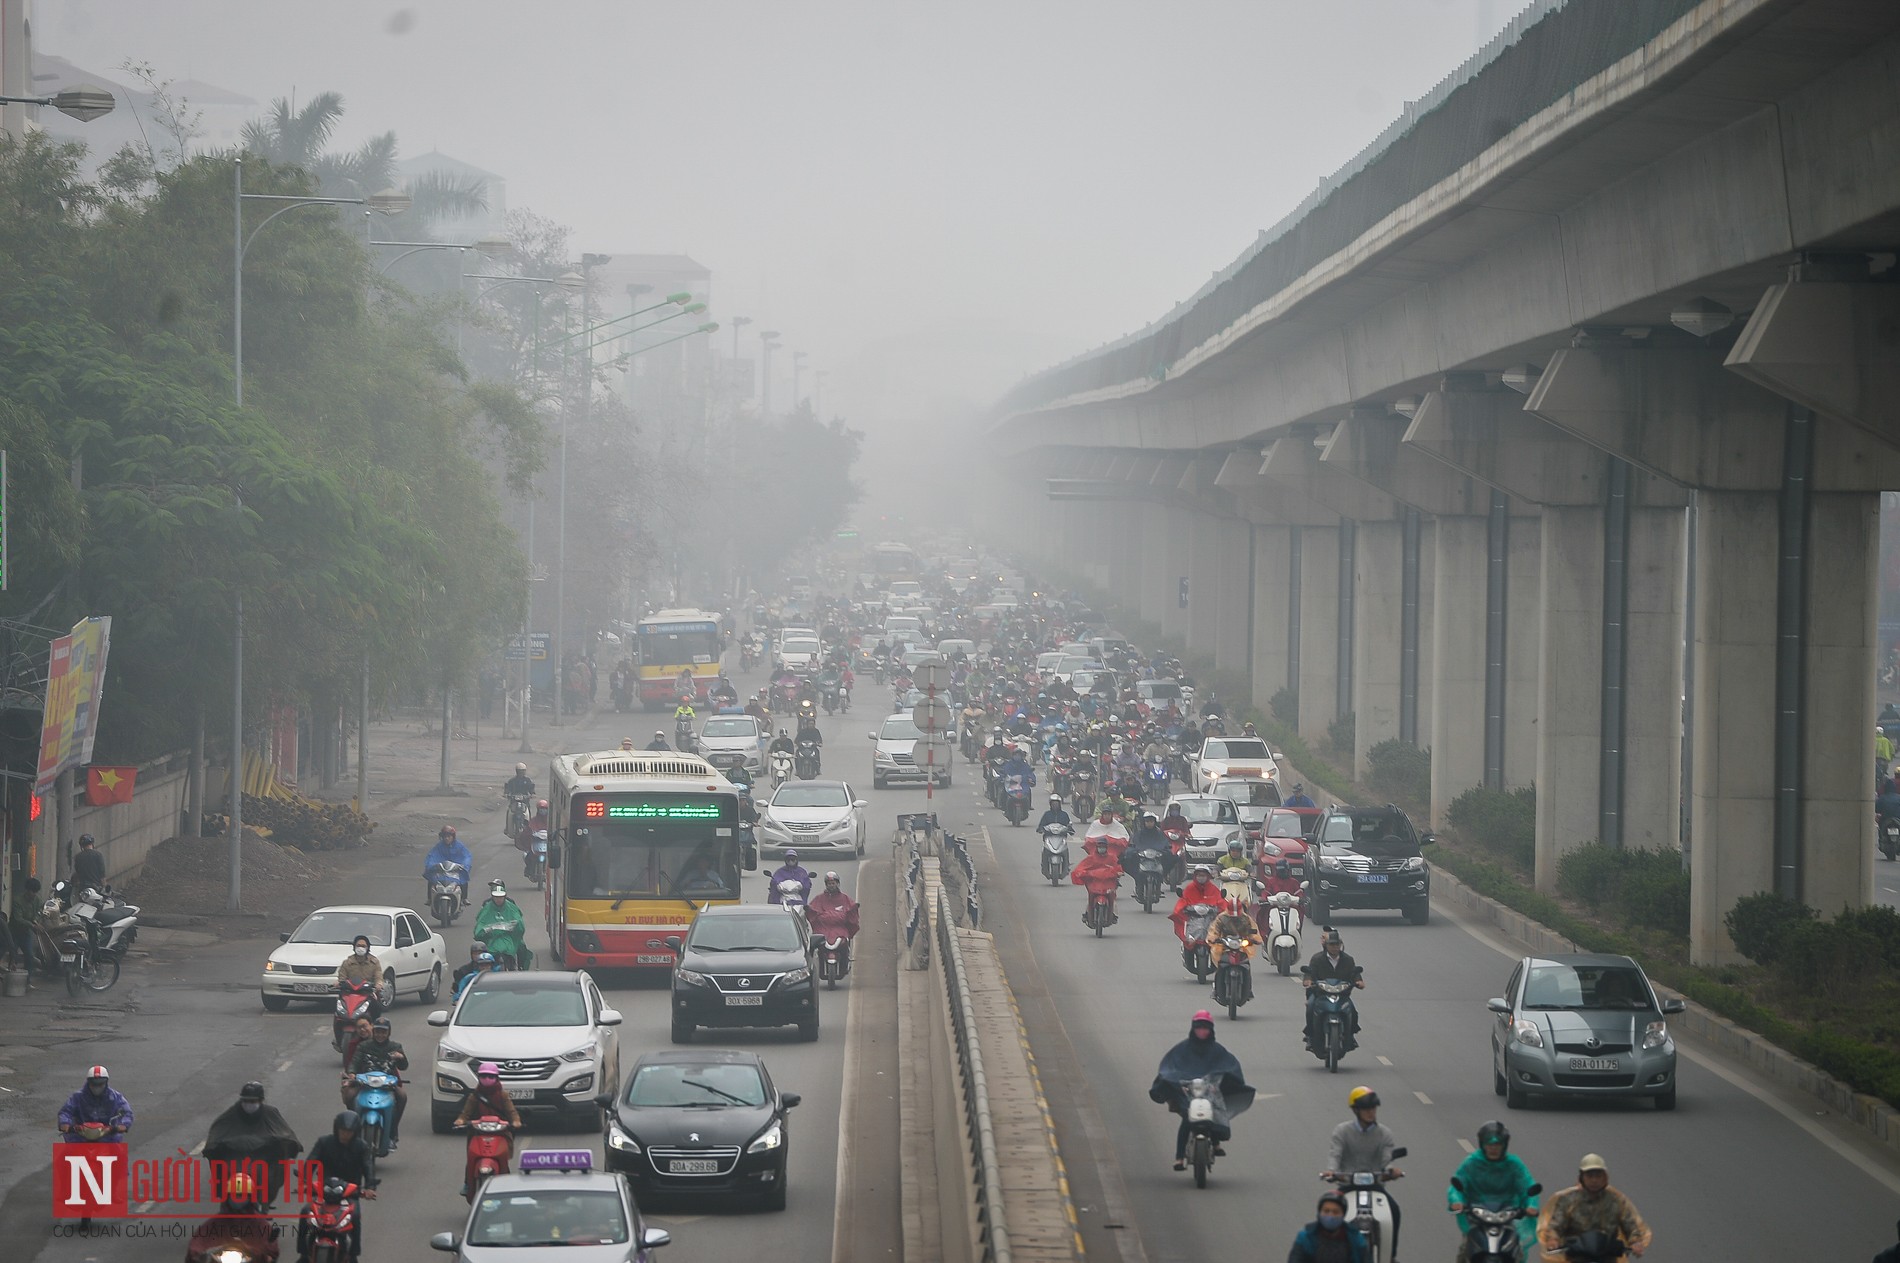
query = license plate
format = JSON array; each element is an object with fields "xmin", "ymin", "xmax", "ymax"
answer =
[
  {"xmin": 1357, "ymin": 874, "xmax": 1389, "ymax": 884},
  {"xmin": 292, "ymin": 982, "xmax": 331, "ymax": 994},
  {"xmin": 505, "ymin": 1086, "xmax": 536, "ymax": 1101},
  {"xmin": 668, "ymin": 1159, "xmax": 718, "ymax": 1174},
  {"xmin": 1568, "ymin": 1057, "xmax": 1619, "ymax": 1072},
  {"xmin": 636, "ymin": 954, "xmax": 675, "ymax": 966},
  {"xmin": 724, "ymin": 994, "xmax": 764, "ymax": 1006}
]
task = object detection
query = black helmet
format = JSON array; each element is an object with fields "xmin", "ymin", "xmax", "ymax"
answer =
[
  {"xmin": 1476, "ymin": 1120, "xmax": 1511, "ymax": 1153},
  {"xmin": 239, "ymin": 1081, "xmax": 266, "ymax": 1103},
  {"xmin": 333, "ymin": 1110, "xmax": 360, "ymax": 1136}
]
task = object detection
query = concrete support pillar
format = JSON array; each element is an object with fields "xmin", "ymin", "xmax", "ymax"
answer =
[
  {"xmin": 1536, "ymin": 505, "xmax": 1605, "ymax": 886},
  {"xmin": 1139, "ymin": 501, "xmax": 1172, "ymax": 630},
  {"xmin": 1251, "ymin": 524, "xmax": 1293, "ymax": 713},
  {"xmin": 1297, "ymin": 526, "xmax": 1341, "ymax": 746},
  {"xmin": 1106, "ymin": 500, "xmax": 1140, "ymax": 602},
  {"xmin": 1161, "ymin": 506, "xmax": 1191, "ymax": 644},
  {"xmin": 1414, "ymin": 516, "xmax": 1436, "ymax": 757},
  {"xmin": 1187, "ymin": 513, "xmax": 1219, "ymax": 660},
  {"xmin": 1801, "ymin": 493, "xmax": 1878, "ymax": 919},
  {"xmin": 1213, "ymin": 519, "xmax": 1253, "ymax": 680},
  {"xmin": 1431, "ymin": 516, "xmax": 1490, "ymax": 825},
  {"xmin": 1622, "ymin": 507, "xmax": 1687, "ymax": 849},
  {"xmin": 1503, "ymin": 515, "xmax": 1542, "ymax": 790},
  {"xmin": 1353, "ymin": 520, "xmax": 1404, "ymax": 780}
]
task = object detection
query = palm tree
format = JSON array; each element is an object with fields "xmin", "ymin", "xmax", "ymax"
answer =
[{"xmin": 240, "ymin": 91, "xmax": 345, "ymax": 170}]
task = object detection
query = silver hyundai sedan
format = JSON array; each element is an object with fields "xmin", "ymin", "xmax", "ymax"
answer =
[{"xmin": 1488, "ymin": 953, "xmax": 1683, "ymax": 1110}]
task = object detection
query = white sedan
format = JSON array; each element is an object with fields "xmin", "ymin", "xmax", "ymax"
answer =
[
  {"xmin": 757, "ymin": 779, "xmax": 869, "ymax": 855},
  {"xmin": 260, "ymin": 904, "xmax": 447, "ymax": 1012},
  {"xmin": 1192, "ymin": 737, "xmax": 1279, "ymax": 791}
]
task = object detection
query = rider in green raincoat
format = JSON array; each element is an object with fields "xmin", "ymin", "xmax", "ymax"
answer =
[{"xmin": 473, "ymin": 881, "xmax": 534, "ymax": 971}]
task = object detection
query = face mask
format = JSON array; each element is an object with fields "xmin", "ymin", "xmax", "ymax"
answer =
[
  {"xmin": 1318, "ymin": 1213, "xmax": 1345, "ymax": 1231},
  {"xmin": 354, "ymin": 946, "xmax": 368, "ymax": 958},
  {"xmin": 241, "ymin": 1102, "xmax": 261, "ymax": 1115},
  {"xmin": 87, "ymin": 1083, "xmax": 106, "ymax": 1095}
]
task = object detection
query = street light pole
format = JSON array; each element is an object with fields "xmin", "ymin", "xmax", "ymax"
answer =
[
  {"xmin": 792, "ymin": 351, "xmax": 807, "ymax": 414},
  {"xmin": 760, "ymin": 331, "xmax": 781, "ymax": 416}
]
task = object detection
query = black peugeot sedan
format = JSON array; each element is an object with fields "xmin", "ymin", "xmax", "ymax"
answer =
[
  {"xmin": 668, "ymin": 904, "xmax": 818, "ymax": 1042},
  {"xmin": 600, "ymin": 1049, "xmax": 801, "ymax": 1211}
]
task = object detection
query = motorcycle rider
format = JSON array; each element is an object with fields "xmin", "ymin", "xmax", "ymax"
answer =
[
  {"xmin": 769, "ymin": 727, "xmax": 797, "ymax": 758},
  {"xmin": 454, "ymin": 951, "xmax": 504, "ymax": 1001},
  {"xmin": 503, "ymin": 763, "xmax": 535, "ymax": 801},
  {"xmin": 58, "ymin": 1065, "xmax": 132, "ymax": 1143},
  {"xmin": 983, "ymin": 731, "xmax": 1011, "ymax": 794},
  {"xmin": 998, "ymin": 743, "xmax": 1036, "ymax": 809},
  {"xmin": 794, "ymin": 721, "xmax": 824, "ymax": 773},
  {"xmin": 1287, "ymin": 1191, "xmax": 1370, "ymax": 1263},
  {"xmin": 301, "ymin": 1111, "xmax": 378, "ymax": 1258},
  {"xmin": 1285, "ymin": 782, "xmax": 1318, "ymax": 810},
  {"xmin": 184, "ymin": 1169, "xmax": 280, "ymax": 1263},
  {"xmin": 336, "ymin": 935, "xmax": 386, "ymax": 1022},
  {"xmin": 1069, "ymin": 832, "xmax": 1125, "ymax": 925},
  {"xmin": 1149, "ymin": 1010, "xmax": 1253, "ymax": 1172},
  {"xmin": 767, "ymin": 849, "xmax": 814, "ymax": 905},
  {"xmin": 513, "ymin": 799, "xmax": 551, "ymax": 865},
  {"xmin": 1447, "ymin": 1121, "xmax": 1539, "ymax": 1252},
  {"xmin": 1303, "ymin": 928, "xmax": 1363, "ymax": 1043},
  {"xmin": 1035, "ymin": 794, "xmax": 1072, "ymax": 834},
  {"xmin": 342, "ymin": 1018, "xmax": 409, "ymax": 1149},
  {"xmin": 1170, "ymin": 865, "xmax": 1227, "ymax": 957},
  {"xmin": 1324, "ymin": 1086, "xmax": 1403, "ymax": 1259},
  {"xmin": 1084, "ymin": 802, "xmax": 1130, "ymax": 865},
  {"xmin": 1209, "ymin": 895, "xmax": 1262, "ymax": 956},
  {"xmin": 423, "ymin": 825, "xmax": 473, "ymax": 910},
  {"xmin": 1536, "ymin": 1153, "xmax": 1651, "ymax": 1261},
  {"xmin": 645, "ymin": 730, "xmax": 671, "ymax": 752},
  {"xmin": 474, "ymin": 882, "xmax": 533, "ymax": 971},
  {"xmin": 1256, "ymin": 858, "xmax": 1307, "ymax": 936},
  {"xmin": 452, "ymin": 1064, "xmax": 524, "ymax": 1196},
  {"xmin": 806, "ymin": 872, "xmax": 861, "ymax": 964},
  {"xmin": 204, "ymin": 1081, "xmax": 303, "ymax": 1205},
  {"xmin": 745, "ymin": 693, "xmax": 770, "ymax": 722}
]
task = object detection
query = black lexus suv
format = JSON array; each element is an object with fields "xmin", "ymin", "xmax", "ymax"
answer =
[{"xmin": 1306, "ymin": 803, "xmax": 1434, "ymax": 925}]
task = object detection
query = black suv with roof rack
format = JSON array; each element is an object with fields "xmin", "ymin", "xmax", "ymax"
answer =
[{"xmin": 1305, "ymin": 803, "xmax": 1435, "ymax": 925}]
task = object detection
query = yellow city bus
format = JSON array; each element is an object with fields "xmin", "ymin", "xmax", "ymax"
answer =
[
  {"xmin": 545, "ymin": 749, "xmax": 756, "ymax": 971},
  {"xmin": 633, "ymin": 608, "xmax": 724, "ymax": 710}
]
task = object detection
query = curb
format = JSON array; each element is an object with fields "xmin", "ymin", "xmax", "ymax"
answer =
[{"xmin": 1432, "ymin": 868, "xmax": 1900, "ymax": 1160}]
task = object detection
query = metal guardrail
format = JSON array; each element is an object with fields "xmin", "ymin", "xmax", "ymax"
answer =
[{"xmin": 935, "ymin": 885, "xmax": 1012, "ymax": 1263}]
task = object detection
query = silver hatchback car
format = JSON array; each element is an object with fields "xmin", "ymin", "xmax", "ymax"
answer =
[{"xmin": 1488, "ymin": 953, "xmax": 1683, "ymax": 1110}]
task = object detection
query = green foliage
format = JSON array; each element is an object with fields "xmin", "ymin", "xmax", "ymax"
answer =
[
  {"xmin": 1446, "ymin": 786, "xmax": 1536, "ymax": 869},
  {"xmin": 1326, "ymin": 711, "xmax": 1354, "ymax": 757},
  {"xmin": 727, "ymin": 404, "xmax": 864, "ymax": 574},
  {"xmin": 1367, "ymin": 739, "xmax": 1430, "ymax": 806},
  {"xmin": 1268, "ymin": 687, "xmax": 1297, "ymax": 725},
  {"xmin": 1724, "ymin": 892, "xmax": 1816, "ymax": 966},
  {"xmin": 1556, "ymin": 844, "xmax": 1691, "ymax": 938}
]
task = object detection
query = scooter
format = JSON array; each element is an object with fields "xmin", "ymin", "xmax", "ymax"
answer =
[
  {"xmin": 332, "ymin": 980, "xmax": 380, "ymax": 1061},
  {"xmin": 1302, "ymin": 964, "xmax": 1364, "ymax": 1073},
  {"xmin": 298, "ymin": 1178, "xmax": 362, "ymax": 1263},
  {"xmin": 794, "ymin": 742, "xmax": 822, "ymax": 780},
  {"xmin": 522, "ymin": 829, "xmax": 549, "ymax": 888},
  {"xmin": 504, "ymin": 792, "xmax": 531, "ymax": 839},
  {"xmin": 1176, "ymin": 1076, "xmax": 1228, "ymax": 1189},
  {"xmin": 184, "ymin": 1211, "xmax": 280, "ymax": 1263},
  {"xmin": 1211, "ymin": 936, "xmax": 1254, "ymax": 1020},
  {"xmin": 1328, "ymin": 1148, "xmax": 1407, "ymax": 1263},
  {"xmin": 1133, "ymin": 850, "xmax": 1168, "ymax": 911},
  {"xmin": 1003, "ymin": 779, "xmax": 1031, "ymax": 827},
  {"xmin": 1180, "ymin": 903, "xmax": 1219, "ymax": 982},
  {"xmin": 475, "ymin": 916, "xmax": 528, "ymax": 972},
  {"xmin": 1450, "ymin": 1175, "xmax": 1543, "ymax": 1262},
  {"xmin": 1082, "ymin": 881, "xmax": 1118, "ymax": 938},
  {"xmin": 350, "ymin": 1070, "xmax": 401, "ymax": 1169},
  {"xmin": 818, "ymin": 936, "xmax": 851, "ymax": 988},
  {"xmin": 1218, "ymin": 867, "xmax": 1258, "ymax": 916},
  {"xmin": 58, "ymin": 1121, "xmax": 121, "ymax": 1231},
  {"xmin": 770, "ymin": 749, "xmax": 794, "ymax": 787},
  {"xmin": 1557, "ymin": 1231, "xmax": 1629, "ymax": 1262},
  {"xmin": 429, "ymin": 862, "xmax": 468, "ymax": 928},
  {"xmin": 1039, "ymin": 822, "xmax": 1073, "ymax": 885},
  {"xmin": 774, "ymin": 878, "xmax": 809, "ymax": 916},
  {"xmin": 456, "ymin": 1116, "xmax": 514, "ymax": 1204},
  {"xmin": 65, "ymin": 883, "xmax": 140, "ymax": 958},
  {"xmin": 675, "ymin": 717, "xmax": 697, "ymax": 752},
  {"xmin": 1261, "ymin": 890, "xmax": 1304, "ymax": 975},
  {"xmin": 1882, "ymin": 814, "xmax": 1900, "ymax": 862},
  {"xmin": 1145, "ymin": 759, "xmax": 1172, "ymax": 803}
]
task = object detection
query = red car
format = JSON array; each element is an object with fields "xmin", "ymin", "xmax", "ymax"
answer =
[{"xmin": 1254, "ymin": 807, "xmax": 1319, "ymax": 864}]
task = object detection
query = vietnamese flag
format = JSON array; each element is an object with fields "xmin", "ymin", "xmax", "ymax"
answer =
[{"xmin": 85, "ymin": 766, "xmax": 137, "ymax": 806}]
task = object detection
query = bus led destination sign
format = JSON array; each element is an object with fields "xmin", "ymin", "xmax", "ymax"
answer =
[{"xmin": 581, "ymin": 797, "xmax": 726, "ymax": 820}]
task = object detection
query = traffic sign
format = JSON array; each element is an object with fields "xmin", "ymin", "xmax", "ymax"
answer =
[
  {"xmin": 911, "ymin": 695, "xmax": 952, "ymax": 734},
  {"xmin": 913, "ymin": 660, "xmax": 950, "ymax": 692},
  {"xmin": 505, "ymin": 632, "xmax": 551, "ymax": 662},
  {"xmin": 909, "ymin": 735, "xmax": 949, "ymax": 763}
]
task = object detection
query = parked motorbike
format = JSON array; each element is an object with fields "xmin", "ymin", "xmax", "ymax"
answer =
[
  {"xmin": 1133, "ymin": 850, "xmax": 1168, "ymax": 911},
  {"xmin": 1329, "ymin": 1147, "xmax": 1408, "ymax": 1263},
  {"xmin": 770, "ymin": 749, "xmax": 794, "ymax": 787},
  {"xmin": 504, "ymin": 792, "xmax": 531, "ymax": 839},
  {"xmin": 1180, "ymin": 903, "xmax": 1219, "ymax": 982},
  {"xmin": 1039, "ymin": 822, "xmax": 1073, "ymax": 885},
  {"xmin": 1211, "ymin": 936, "xmax": 1254, "ymax": 1019},
  {"xmin": 298, "ymin": 1178, "xmax": 363, "ymax": 1263},
  {"xmin": 1261, "ymin": 890, "xmax": 1304, "ymax": 975},
  {"xmin": 64, "ymin": 883, "xmax": 141, "ymax": 958},
  {"xmin": 522, "ymin": 829, "xmax": 549, "ymax": 888},
  {"xmin": 351, "ymin": 1070, "xmax": 401, "ymax": 1168},
  {"xmin": 1450, "ymin": 1175, "xmax": 1543, "ymax": 1262},
  {"xmin": 818, "ymin": 936, "xmax": 851, "ymax": 988},
  {"xmin": 455, "ymin": 1116, "xmax": 514, "ymax": 1204},
  {"xmin": 429, "ymin": 862, "xmax": 469, "ymax": 928},
  {"xmin": 1302, "ymin": 964, "xmax": 1364, "ymax": 1073}
]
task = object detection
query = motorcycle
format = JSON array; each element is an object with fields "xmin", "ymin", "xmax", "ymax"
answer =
[
  {"xmin": 1180, "ymin": 903, "xmax": 1219, "ymax": 982},
  {"xmin": 1082, "ymin": 881, "xmax": 1117, "ymax": 938},
  {"xmin": 332, "ymin": 980, "xmax": 381, "ymax": 1061},
  {"xmin": 794, "ymin": 741, "xmax": 822, "ymax": 780},
  {"xmin": 456, "ymin": 1116, "xmax": 515, "ymax": 1204},
  {"xmin": 34, "ymin": 899, "xmax": 102, "ymax": 997},
  {"xmin": 1145, "ymin": 758, "xmax": 1172, "ymax": 803},
  {"xmin": 184, "ymin": 1212, "xmax": 280, "ymax": 1263},
  {"xmin": 741, "ymin": 641, "xmax": 760, "ymax": 670},
  {"xmin": 1218, "ymin": 867, "xmax": 1258, "ymax": 916},
  {"xmin": 522, "ymin": 829, "xmax": 549, "ymax": 888},
  {"xmin": 818, "ymin": 936, "xmax": 852, "ymax": 988},
  {"xmin": 774, "ymin": 878, "xmax": 810, "ymax": 916},
  {"xmin": 1070, "ymin": 772, "xmax": 1096, "ymax": 822},
  {"xmin": 1450, "ymin": 1175, "xmax": 1544, "ymax": 1262},
  {"xmin": 1261, "ymin": 889, "xmax": 1304, "ymax": 975},
  {"xmin": 1132, "ymin": 849, "xmax": 1168, "ymax": 911},
  {"xmin": 1882, "ymin": 813, "xmax": 1900, "ymax": 862},
  {"xmin": 65, "ymin": 883, "xmax": 140, "ymax": 958},
  {"xmin": 428, "ymin": 862, "xmax": 469, "ymax": 928},
  {"xmin": 1302, "ymin": 964, "xmax": 1363, "ymax": 1072},
  {"xmin": 504, "ymin": 792, "xmax": 531, "ymax": 839},
  {"xmin": 1003, "ymin": 776, "xmax": 1031, "ymax": 827},
  {"xmin": 1039, "ymin": 822, "xmax": 1073, "ymax": 885},
  {"xmin": 770, "ymin": 749, "xmax": 794, "ymax": 787},
  {"xmin": 1175, "ymin": 1077, "xmax": 1230, "ymax": 1189},
  {"xmin": 475, "ymin": 916, "xmax": 527, "ymax": 972},
  {"xmin": 58, "ymin": 1121, "xmax": 119, "ymax": 1230},
  {"xmin": 350, "ymin": 1070, "xmax": 401, "ymax": 1168},
  {"xmin": 1558, "ymin": 1231, "xmax": 1629, "ymax": 1262},
  {"xmin": 1329, "ymin": 1148, "xmax": 1408, "ymax": 1263},
  {"xmin": 1211, "ymin": 936, "xmax": 1254, "ymax": 1019},
  {"xmin": 298, "ymin": 1178, "xmax": 362, "ymax": 1263},
  {"xmin": 674, "ymin": 716, "xmax": 697, "ymax": 752}
]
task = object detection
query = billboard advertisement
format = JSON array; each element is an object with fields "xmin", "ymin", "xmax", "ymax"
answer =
[{"xmin": 35, "ymin": 616, "xmax": 112, "ymax": 794}]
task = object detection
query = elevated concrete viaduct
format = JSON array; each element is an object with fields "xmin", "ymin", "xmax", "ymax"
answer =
[{"xmin": 992, "ymin": 0, "xmax": 1900, "ymax": 962}]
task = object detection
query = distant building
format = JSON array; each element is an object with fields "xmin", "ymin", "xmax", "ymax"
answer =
[
  {"xmin": 590, "ymin": 254, "xmax": 715, "ymax": 417},
  {"xmin": 28, "ymin": 52, "xmax": 255, "ymax": 175},
  {"xmin": 395, "ymin": 149, "xmax": 507, "ymax": 241}
]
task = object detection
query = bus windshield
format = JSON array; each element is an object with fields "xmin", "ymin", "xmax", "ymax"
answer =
[
  {"xmin": 637, "ymin": 624, "xmax": 720, "ymax": 667},
  {"xmin": 565, "ymin": 794, "xmax": 741, "ymax": 901}
]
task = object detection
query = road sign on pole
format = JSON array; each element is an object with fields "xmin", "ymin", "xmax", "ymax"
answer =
[
  {"xmin": 913, "ymin": 660, "xmax": 949, "ymax": 693},
  {"xmin": 911, "ymin": 695, "xmax": 952, "ymax": 735}
]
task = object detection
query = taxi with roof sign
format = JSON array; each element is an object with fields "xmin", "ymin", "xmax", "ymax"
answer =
[{"xmin": 431, "ymin": 1149, "xmax": 671, "ymax": 1261}]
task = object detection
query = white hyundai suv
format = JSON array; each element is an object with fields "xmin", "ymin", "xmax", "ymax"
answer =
[{"xmin": 428, "ymin": 970, "xmax": 623, "ymax": 1132}]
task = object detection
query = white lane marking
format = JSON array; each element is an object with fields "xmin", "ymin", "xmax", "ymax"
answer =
[
  {"xmin": 1437, "ymin": 900, "xmax": 1900, "ymax": 1196},
  {"xmin": 277, "ymin": 1060, "xmax": 293, "ymax": 1073},
  {"xmin": 1457, "ymin": 1138, "xmax": 1475, "ymax": 1154},
  {"xmin": 1376, "ymin": 1055, "xmax": 1393, "ymax": 1066},
  {"xmin": 1413, "ymin": 1091, "xmax": 1433, "ymax": 1105},
  {"xmin": 829, "ymin": 860, "xmax": 867, "ymax": 1263}
]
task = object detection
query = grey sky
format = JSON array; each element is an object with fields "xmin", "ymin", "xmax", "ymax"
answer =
[{"xmin": 42, "ymin": 0, "xmax": 1514, "ymax": 443}]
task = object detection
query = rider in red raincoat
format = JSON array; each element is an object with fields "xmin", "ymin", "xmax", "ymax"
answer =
[
  {"xmin": 1169, "ymin": 865, "xmax": 1226, "ymax": 946},
  {"xmin": 1070, "ymin": 834, "xmax": 1125, "ymax": 925}
]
